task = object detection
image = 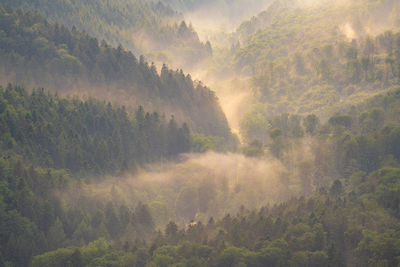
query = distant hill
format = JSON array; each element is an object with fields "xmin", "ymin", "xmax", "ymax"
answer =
[
  {"xmin": 209, "ymin": 0, "xmax": 400, "ymax": 142},
  {"xmin": 162, "ymin": 0, "xmax": 273, "ymax": 30},
  {"xmin": 0, "ymin": 0, "xmax": 212, "ymax": 68},
  {"xmin": 0, "ymin": 4, "xmax": 233, "ymax": 141},
  {"xmin": 0, "ymin": 84, "xmax": 193, "ymax": 175},
  {"xmin": 236, "ymin": 0, "xmax": 400, "ymax": 43},
  {"xmin": 28, "ymin": 87, "xmax": 400, "ymax": 267}
]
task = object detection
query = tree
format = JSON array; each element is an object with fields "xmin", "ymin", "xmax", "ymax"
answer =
[
  {"xmin": 217, "ymin": 247, "xmax": 247, "ymax": 267},
  {"xmin": 47, "ymin": 218, "xmax": 66, "ymax": 250},
  {"xmin": 303, "ymin": 114, "xmax": 320, "ymax": 136},
  {"xmin": 361, "ymin": 57, "xmax": 370, "ymax": 81},
  {"xmin": 135, "ymin": 203, "xmax": 154, "ymax": 237},
  {"xmin": 105, "ymin": 202, "xmax": 122, "ymax": 239},
  {"xmin": 329, "ymin": 180, "xmax": 343, "ymax": 197},
  {"xmin": 243, "ymin": 140, "xmax": 264, "ymax": 157},
  {"xmin": 328, "ymin": 115, "xmax": 353, "ymax": 129},
  {"xmin": 309, "ymin": 251, "xmax": 328, "ymax": 267},
  {"xmin": 70, "ymin": 249, "xmax": 83, "ymax": 267},
  {"xmin": 165, "ymin": 221, "xmax": 178, "ymax": 238},
  {"xmin": 319, "ymin": 59, "xmax": 332, "ymax": 81}
]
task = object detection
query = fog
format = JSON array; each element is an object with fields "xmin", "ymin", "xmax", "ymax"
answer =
[
  {"xmin": 183, "ymin": 0, "xmax": 274, "ymax": 40},
  {"xmin": 192, "ymin": 75, "xmax": 254, "ymax": 137},
  {"xmin": 340, "ymin": 22, "xmax": 357, "ymax": 40},
  {"xmin": 61, "ymin": 151, "xmax": 304, "ymax": 227},
  {"xmin": 8, "ymin": 0, "xmax": 400, "ymax": 231},
  {"xmin": 57, "ymin": 130, "xmax": 334, "ymax": 230}
]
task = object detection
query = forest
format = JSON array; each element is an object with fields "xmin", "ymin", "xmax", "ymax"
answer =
[
  {"xmin": 0, "ymin": 0, "xmax": 212, "ymax": 68},
  {"xmin": 4, "ymin": 86, "xmax": 398, "ymax": 266},
  {"xmin": 0, "ymin": 84, "xmax": 195, "ymax": 175},
  {"xmin": 0, "ymin": 4, "xmax": 232, "ymax": 142},
  {"xmin": 1, "ymin": 0, "xmax": 400, "ymax": 266},
  {"xmin": 162, "ymin": 0, "xmax": 274, "ymax": 30}
]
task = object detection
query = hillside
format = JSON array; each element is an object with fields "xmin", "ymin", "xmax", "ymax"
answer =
[
  {"xmin": 31, "ymin": 168, "xmax": 400, "ymax": 266},
  {"xmin": 162, "ymin": 0, "xmax": 273, "ymax": 30},
  {"xmin": 0, "ymin": 84, "xmax": 194, "ymax": 176},
  {"xmin": 0, "ymin": 83, "xmax": 197, "ymax": 266},
  {"xmin": 0, "ymin": 0, "xmax": 212, "ymax": 68},
  {"xmin": 0, "ymin": 4, "xmax": 232, "ymax": 141},
  {"xmin": 236, "ymin": 0, "xmax": 400, "ymax": 45},
  {"xmin": 26, "ymin": 87, "xmax": 400, "ymax": 266},
  {"xmin": 207, "ymin": 0, "xmax": 400, "ymax": 142},
  {"xmin": 1, "ymin": 1, "xmax": 400, "ymax": 266}
]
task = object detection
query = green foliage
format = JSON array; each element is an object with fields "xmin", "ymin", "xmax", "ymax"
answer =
[
  {"xmin": 242, "ymin": 140, "xmax": 264, "ymax": 157},
  {"xmin": 7, "ymin": 86, "xmax": 400, "ymax": 267},
  {"xmin": 190, "ymin": 133, "xmax": 236, "ymax": 153},
  {"xmin": 303, "ymin": 114, "xmax": 320, "ymax": 136},
  {"xmin": 240, "ymin": 111, "xmax": 271, "ymax": 144},
  {"xmin": 1, "ymin": 2, "xmax": 400, "ymax": 267},
  {"xmin": 35, "ymin": 162, "xmax": 400, "ymax": 266},
  {"xmin": 0, "ymin": 153, "xmax": 159, "ymax": 266},
  {"xmin": 224, "ymin": 0, "xmax": 400, "ymax": 134},
  {"xmin": 0, "ymin": 84, "xmax": 191, "ymax": 176},
  {"xmin": 0, "ymin": 4, "xmax": 231, "ymax": 139},
  {"xmin": 0, "ymin": 0, "xmax": 212, "ymax": 68}
]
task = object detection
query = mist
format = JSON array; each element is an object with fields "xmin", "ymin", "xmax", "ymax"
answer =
[
  {"xmin": 3, "ymin": 0, "xmax": 400, "ymax": 265},
  {"xmin": 57, "ymin": 128, "xmax": 334, "ymax": 230},
  {"xmin": 170, "ymin": 0, "xmax": 273, "ymax": 35},
  {"xmin": 193, "ymin": 74, "xmax": 255, "ymax": 137},
  {"xmin": 189, "ymin": 1, "xmax": 272, "ymax": 40},
  {"xmin": 60, "ymin": 151, "xmax": 303, "ymax": 228}
]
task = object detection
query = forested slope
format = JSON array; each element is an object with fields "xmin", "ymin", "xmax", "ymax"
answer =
[
  {"xmin": 1, "ymin": 1, "xmax": 400, "ymax": 266},
  {"xmin": 236, "ymin": 0, "xmax": 400, "ymax": 48},
  {"xmin": 162, "ymin": 0, "xmax": 273, "ymax": 29},
  {"xmin": 0, "ymin": 6, "xmax": 235, "ymax": 266},
  {"xmin": 27, "ymin": 87, "xmax": 400, "ymax": 267},
  {"xmin": 0, "ymin": 83, "xmax": 200, "ymax": 266},
  {"xmin": 239, "ymin": 25, "xmax": 400, "ymax": 142},
  {"xmin": 216, "ymin": 0, "xmax": 400, "ymax": 143},
  {"xmin": 0, "ymin": 0, "xmax": 212, "ymax": 67},
  {"xmin": 0, "ymin": 84, "xmax": 193, "ymax": 176},
  {"xmin": 32, "ymin": 168, "xmax": 400, "ymax": 267},
  {"xmin": 0, "ymin": 5, "xmax": 232, "ymax": 140},
  {"xmin": 0, "ymin": 154, "xmax": 158, "ymax": 266}
]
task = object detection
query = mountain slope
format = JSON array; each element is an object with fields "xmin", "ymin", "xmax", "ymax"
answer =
[
  {"xmin": 0, "ymin": 4, "xmax": 232, "ymax": 140},
  {"xmin": 162, "ymin": 0, "xmax": 273, "ymax": 30},
  {"xmin": 0, "ymin": 0, "xmax": 212, "ymax": 68},
  {"xmin": 236, "ymin": 0, "xmax": 400, "ymax": 44},
  {"xmin": 0, "ymin": 84, "xmax": 194, "ymax": 176},
  {"xmin": 209, "ymin": 0, "xmax": 400, "ymax": 142},
  {"xmin": 30, "ymin": 88, "xmax": 400, "ymax": 266}
]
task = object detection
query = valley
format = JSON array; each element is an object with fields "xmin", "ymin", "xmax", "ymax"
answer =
[{"xmin": 0, "ymin": 0, "xmax": 400, "ymax": 266}]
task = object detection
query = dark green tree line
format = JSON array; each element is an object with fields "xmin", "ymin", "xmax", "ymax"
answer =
[
  {"xmin": 0, "ymin": 84, "xmax": 191, "ymax": 176},
  {"xmin": 0, "ymin": 4, "xmax": 231, "ymax": 140}
]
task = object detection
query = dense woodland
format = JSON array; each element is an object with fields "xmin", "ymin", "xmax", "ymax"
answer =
[
  {"xmin": 0, "ymin": 154, "xmax": 158, "ymax": 266},
  {"xmin": 1, "ymin": 85, "xmax": 399, "ymax": 266},
  {"xmin": 228, "ymin": 0, "xmax": 400, "ymax": 143},
  {"xmin": 29, "ymin": 165, "xmax": 400, "ymax": 267},
  {"xmin": 0, "ymin": 4, "xmax": 231, "ymax": 141},
  {"xmin": 1, "ymin": 0, "xmax": 400, "ymax": 266},
  {"xmin": 0, "ymin": 84, "xmax": 194, "ymax": 176},
  {"xmin": 12, "ymin": 87, "xmax": 399, "ymax": 267},
  {"xmin": 0, "ymin": 84, "xmax": 194, "ymax": 266},
  {"xmin": 162, "ymin": 0, "xmax": 274, "ymax": 29},
  {"xmin": 0, "ymin": 0, "xmax": 212, "ymax": 67},
  {"xmin": 239, "ymin": 31, "xmax": 400, "ymax": 123}
]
